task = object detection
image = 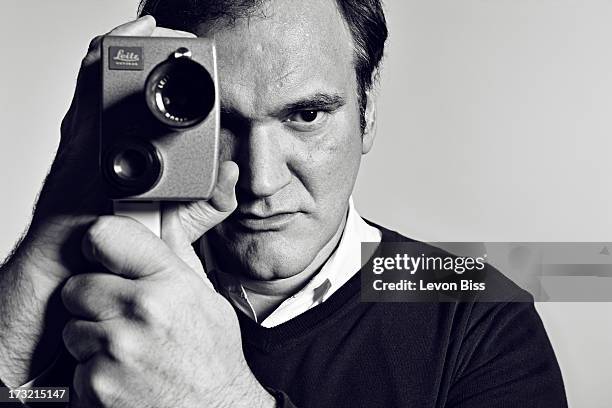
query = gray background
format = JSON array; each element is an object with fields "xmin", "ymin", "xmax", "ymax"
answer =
[{"xmin": 1, "ymin": 1, "xmax": 611, "ymax": 406}]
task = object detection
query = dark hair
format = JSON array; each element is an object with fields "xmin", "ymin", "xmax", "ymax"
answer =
[{"xmin": 138, "ymin": 0, "xmax": 388, "ymax": 130}]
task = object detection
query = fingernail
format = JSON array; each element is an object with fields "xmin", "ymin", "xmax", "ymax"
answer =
[
  {"xmin": 175, "ymin": 30, "xmax": 197, "ymax": 38},
  {"xmin": 138, "ymin": 14, "xmax": 155, "ymax": 23}
]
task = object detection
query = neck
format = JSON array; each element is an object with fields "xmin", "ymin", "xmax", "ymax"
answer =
[{"xmin": 239, "ymin": 209, "xmax": 348, "ymax": 319}]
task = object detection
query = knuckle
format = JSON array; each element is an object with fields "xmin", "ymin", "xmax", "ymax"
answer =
[
  {"xmin": 87, "ymin": 367, "xmax": 111, "ymax": 405},
  {"xmin": 82, "ymin": 36, "xmax": 102, "ymax": 64},
  {"xmin": 62, "ymin": 319, "xmax": 79, "ymax": 349},
  {"xmin": 81, "ymin": 52, "xmax": 97, "ymax": 70},
  {"xmin": 178, "ymin": 202, "xmax": 223, "ymax": 238},
  {"xmin": 86, "ymin": 216, "xmax": 118, "ymax": 248},
  {"xmin": 76, "ymin": 359, "xmax": 112, "ymax": 406},
  {"xmin": 105, "ymin": 328, "xmax": 133, "ymax": 361},
  {"xmin": 61, "ymin": 276, "xmax": 74, "ymax": 301},
  {"xmin": 125, "ymin": 289, "xmax": 162, "ymax": 323},
  {"xmin": 88, "ymin": 35, "xmax": 102, "ymax": 52},
  {"xmin": 61, "ymin": 275, "xmax": 82, "ymax": 305}
]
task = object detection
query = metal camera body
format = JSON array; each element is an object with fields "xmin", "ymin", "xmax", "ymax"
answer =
[{"xmin": 101, "ymin": 36, "xmax": 219, "ymax": 201}]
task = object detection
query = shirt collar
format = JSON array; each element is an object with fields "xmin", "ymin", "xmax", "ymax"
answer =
[{"xmin": 199, "ymin": 197, "xmax": 381, "ymax": 327}]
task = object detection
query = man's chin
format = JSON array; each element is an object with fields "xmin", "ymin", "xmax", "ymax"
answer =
[
  {"xmin": 210, "ymin": 229, "xmax": 319, "ymax": 281},
  {"xmin": 233, "ymin": 248, "xmax": 317, "ymax": 281}
]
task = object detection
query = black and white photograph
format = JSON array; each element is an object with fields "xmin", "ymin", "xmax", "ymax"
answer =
[{"xmin": 1, "ymin": 0, "xmax": 611, "ymax": 407}]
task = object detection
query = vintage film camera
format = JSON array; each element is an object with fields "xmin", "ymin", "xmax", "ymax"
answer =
[{"xmin": 100, "ymin": 36, "xmax": 219, "ymax": 202}]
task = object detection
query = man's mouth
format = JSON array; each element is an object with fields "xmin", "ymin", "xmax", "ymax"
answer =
[{"xmin": 232, "ymin": 211, "xmax": 299, "ymax": 231}]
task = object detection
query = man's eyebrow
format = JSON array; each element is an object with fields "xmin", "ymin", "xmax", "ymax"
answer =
[
  {"xmin": 277, "ymin": 93, "xmax": 346, "ymax": 116},
  {"xmin": 219, "ymin": 93, "xmax": 347, "ymax": 119}
]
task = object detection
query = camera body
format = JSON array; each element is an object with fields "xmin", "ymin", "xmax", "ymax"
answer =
[{"xmin": 100, "ymin": 36, "xmax": 219, "ymax": 201}]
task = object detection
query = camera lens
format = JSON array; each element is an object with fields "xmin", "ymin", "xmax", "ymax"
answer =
[
  {"xmin": 103, "ymin": 142, "xmax": 162, "ymax": 195},
  {"xmin": 113, "ymin": 148, "xmax": 148, "ymax": 180},
  {"xmin": 145, "ymin": 56, "xmax": 215, "ymax": 128}
]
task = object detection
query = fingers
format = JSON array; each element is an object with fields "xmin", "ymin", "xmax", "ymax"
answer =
[
  {"xmin": 59, "ymin": 15, "xmax": 159, "ymax": 154},
  {"xmin": 80, "ymin": 15, "xmax": 156, "ymax": 71},
  {"xmin": 167, "ymin": 161, "xmax": 239, "ymax": 244},
  {"xmin": 81, "ymin": 216, "xmax": 186, "ymax": 280},
  {"xmin": 78, "ymin": 16, "xmax": 157, "ymax": 90},
  {"xmin": 64, "ymin": 319, "xmax": 138, "ymax": 364},
  {"xmin": 77, "ymin": 17, "xmax": 193, "ymax": 90},
  {"xmin": 79, "ymin": 35, "xmax": 104, "ymax": 70},
  {"xmin": 160, "ymin": 202, "xmax": 214, "ymax": 288},
  {"xmin": 73, "ymin": 352, "xmax": 119, "ymax": 407},
  {"xmin": 159, "ymin": 161, "xmax": 238, "ymax": 285},
  {"xmin": 210, "ymin": 161, "xmax": 240, "ymax": 213},
  {"xmin": 63, "ymin": 319, "xmax": 107, "ymax": 363},
  {"xmin": 152, "ymin": 27, "xmax": 196, "ymax": 37},
  {"xmin": 61, "ymin": 273, "xmax": 136, "ymax": 320},
  {"xmin": 76, "ymin": 15, "xmax": 156, "ymax": 94},
  {"xmin": 83, "ymin": 17, "xmax": 194, "ymax": 69},
  {"xmin": 108, "ymin": 15, "xmax": 156, "ymax": 36},
  {"xmin": 63, "ymin": 16, "xmax": 196, "ymax": 139}
]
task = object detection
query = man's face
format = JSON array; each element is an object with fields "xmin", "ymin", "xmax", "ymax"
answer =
[{"xmin": 199, "ymin": 0, "xmax": 373, "ymax": 279}]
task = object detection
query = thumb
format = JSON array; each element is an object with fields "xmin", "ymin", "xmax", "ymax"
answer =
[{"xmin": 161, "ymin": 161, "xmax": 239, "ymax": 272}]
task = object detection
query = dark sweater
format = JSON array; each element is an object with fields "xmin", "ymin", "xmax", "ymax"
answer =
[
  {"xmin": 239, "ymin": 224, "xmax": 568, "ymax": 408},
  {"xmin": 0, "ymin": 225, "xmax": 567, "ymax": 408}
]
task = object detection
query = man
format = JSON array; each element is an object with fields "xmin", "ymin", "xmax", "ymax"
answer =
[{"xmin": 0, "ymin": 0, "xmax": 567, "ymax": 407}]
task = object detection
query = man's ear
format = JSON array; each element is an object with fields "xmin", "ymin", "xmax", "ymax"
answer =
[{"xmin": 361, "ymin": 88, "xmax": 377, "ymax": 155}]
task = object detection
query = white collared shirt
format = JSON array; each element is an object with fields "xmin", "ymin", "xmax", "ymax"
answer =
[{"xmin": 201, "ymin": 198, "xmax": 381, "ymax": 327}]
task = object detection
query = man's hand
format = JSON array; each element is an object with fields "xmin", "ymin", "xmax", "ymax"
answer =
[
  {"xmin": 60, "ymin": 174, "xmax": 275, "ymax": 407},
  {"xmin": 26, "ymin": 15, "xmax": 197, "ymax": 285},
  {"xmin": 0, "ymin": 15, "xmax": 208, "ymax": 387}
]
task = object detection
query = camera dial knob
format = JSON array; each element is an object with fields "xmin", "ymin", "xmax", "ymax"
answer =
[{"xmin": 174, "ymin": 47, "xmax": 192, "ymax": 59}]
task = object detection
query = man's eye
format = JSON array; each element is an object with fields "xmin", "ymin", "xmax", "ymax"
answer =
[
  {"xmin": 284, "ymin": 110, "xmax": 329, "ymax": 131},
  {"xmin": 288, "ymin": 110, "xmax": 324, "ymax": 123}
]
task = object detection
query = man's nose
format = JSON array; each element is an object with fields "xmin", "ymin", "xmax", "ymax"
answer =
[{"xmin": 238, "ymin": 125, "xmax": 291, "ymax": 198}]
